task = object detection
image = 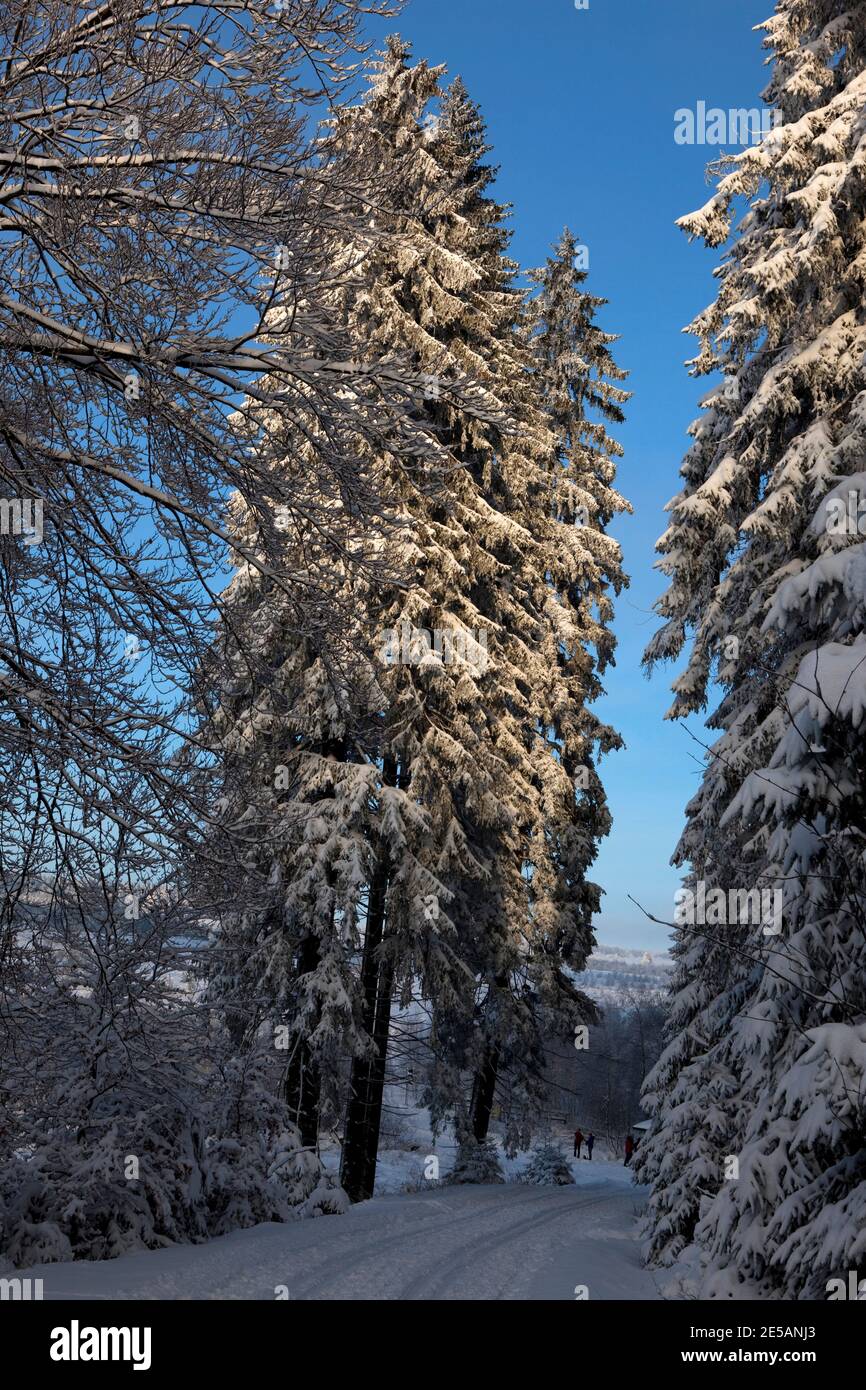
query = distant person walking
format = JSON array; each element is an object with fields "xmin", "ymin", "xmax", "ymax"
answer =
[
  {"xmin": 624, "ymin": 1134, "xmax": 635, "ymax": 1166},
  {"xmin": 573, "ymin": 1128, "xmax": 584, "ymax": 1159},
  {"xmin": 585, "ymin": 1131, "xmax": 595, "ymax": 1160}
]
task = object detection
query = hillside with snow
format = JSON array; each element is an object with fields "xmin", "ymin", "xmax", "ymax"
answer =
[{"xmin": 575, "ymin": 943, "xmax": 672, "ymax": 1004}]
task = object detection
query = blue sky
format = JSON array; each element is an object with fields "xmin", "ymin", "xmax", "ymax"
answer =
[{"xmin": 364, "ymin": 0, "xmax": 771, "ymax": 950}]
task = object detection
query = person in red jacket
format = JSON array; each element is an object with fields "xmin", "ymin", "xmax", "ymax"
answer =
[
  {"xmin": 573, "ymin": 1128, "xmax": 584, "ymax": 1159},
  {"xmin": 624, "ymin": 1133, "xmax": 635, "ymax": 1166}
]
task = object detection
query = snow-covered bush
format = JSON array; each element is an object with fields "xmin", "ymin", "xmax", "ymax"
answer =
[
  {"xmin": 0, "ymin": 900, "xmax": 345, "ymax": 1268},
  {"xmin": 0, "ymin": 1058, "xmax": 346, "ymax": 1268},
  {"xmin": 520, "ymin": 1143, "xmax": 575, "ymax": 1186},
  {"xmin": 199, "ymin": 1057, "xmax": 347, "ymax": 1235},
  {"xmin": 444, "ymin": 1136, "xmax": 505, "ymax": 1185}
]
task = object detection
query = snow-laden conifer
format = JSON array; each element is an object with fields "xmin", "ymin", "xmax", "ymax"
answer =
[
  {"xmin": 640, "ymin": 0, "xmax": 866, "ymax": 1297},
  {"xmin": 520, "ymin": 1142, "xmax": 576, "ymax": 1186},
  {"xmin": 445, "ymin": 1135, "xmax": 505, "ymax": 1186}
]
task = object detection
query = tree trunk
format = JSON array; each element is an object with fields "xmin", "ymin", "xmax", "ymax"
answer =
[
  {"xmin": 469, "ymin": 1041, "xmax": 500, "ymax": 1142},
  {"xmin": 282, "ymin": 931, "xmax": 322, "ymax": 1149},
  {"xmin": 282, "ymin": 734, "xmax": 346, "ymax": 1151},
  {"xmin": 339, "ymin": 754, "xmax": 398, "ymax": 1203},
  {"xmin": 354, "ymin": 945, "xmax": 397, "ymax": 1199}
]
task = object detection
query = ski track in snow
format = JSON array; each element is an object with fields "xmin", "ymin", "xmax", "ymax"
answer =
[{"xmin": 28, "ymin": 1161, "xmax": 658, "ymax": 1302}]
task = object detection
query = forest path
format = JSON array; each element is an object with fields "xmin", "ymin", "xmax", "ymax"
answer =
[{"xmin": 31, "ymin": 1160, "xmax": 659, "ymax": 1301}]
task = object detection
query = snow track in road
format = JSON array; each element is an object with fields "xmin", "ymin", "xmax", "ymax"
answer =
[{"xmin": 395, "ymin": 1189, "xmax": 616, "ymax": 1301}]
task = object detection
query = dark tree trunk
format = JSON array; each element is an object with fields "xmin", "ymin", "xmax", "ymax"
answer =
[
  {"xmin": 282, "ymin": 734, "xmax": 346, "ymax": 1151},
  {"xmin": 469, "ymin": 1040, "xmax": 500, "ymax": 1141},
  {"xmin": 355, "ymin": 945, "xmax": 397, "ymax": 1199},
  {"xmin": 339, "ymin": 754, "xmax": 399, "ymax": 1203},
  {"xmin": 282, "ymin": 931, "xmax": 322, "ymax": 1149}
]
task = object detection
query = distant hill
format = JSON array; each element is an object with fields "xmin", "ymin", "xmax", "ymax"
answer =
[{"xmin": 575, "ymin": 943, "xmax": 673, "ymax": 1004}]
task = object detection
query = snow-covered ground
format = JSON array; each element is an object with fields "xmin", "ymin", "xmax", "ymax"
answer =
[{"xmin": 27, "ymin": 1157, "xmax": 657, "ymax": 1301}]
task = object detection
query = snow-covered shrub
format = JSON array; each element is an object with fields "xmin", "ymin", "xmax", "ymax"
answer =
[
  {"xmin": 0, "ymin": 900, "xmax": 345, "ymax": 1268},
  {"xmin": 200, "ymin": 1056, "xmax": 346, "ymax": 1235},
  {"xmin": 0, "ymin": 1061, "xmax": 346, "ymax": 1267},
  {"xmin": 0, "ymin": 1057, "xmax": 336, "ymax": 1268},
  {"xmin": 520, "ymin": 1142, "xmax": 575, "ymax": 1186},
  {"xmin": 0, "ymin": 1102, "xmax": 208, "ymax": 1267},
  {"xmin": 444, "ymin": 1136, "xmax": 505, "ymax": 1185}
]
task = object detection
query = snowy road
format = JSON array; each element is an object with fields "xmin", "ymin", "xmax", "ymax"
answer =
[{"xmin": 28, "ymin": 1161, "xmax": 658, "ymax": 1301}]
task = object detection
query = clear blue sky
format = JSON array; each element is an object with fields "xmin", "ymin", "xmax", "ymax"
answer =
[{"xmin": 364, "ymin": 0, "xmax": 771, "ymax": 949}]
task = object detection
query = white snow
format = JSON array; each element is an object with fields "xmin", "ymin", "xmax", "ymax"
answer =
[{"xmin": 23, "ymin": 1158, "xmax": 655, "ymax": 1302}]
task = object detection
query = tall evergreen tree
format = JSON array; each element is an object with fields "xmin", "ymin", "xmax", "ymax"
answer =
[
  {"xmin": 200, "ymin": 57, "xmax": 457, "ymax": 1167},
  {"xmin": 456, "ymin": 225, "xmax": 632, "ymax": 1143},
  {"xmin": 639, "ymin": 0, "xmax": 866, "ymax": 1297},
  {"xmin": 208, "ymin": 39, "xmax": 631, "ymax": 1202},
  {"xmin": 206, "ymin": 39, "xmax": 504, "ymax": 1201},
  {"xmin": 331, "ymin": 42, "xmax": 533, "ymax": 1193},
  {"xmin": 330, "ymin": 45, "xmax": 631, "ymax": 1177}
]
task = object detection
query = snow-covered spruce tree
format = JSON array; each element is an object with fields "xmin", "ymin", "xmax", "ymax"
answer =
[
  {"xmin": 327, "ymin": 43, "xmax": 527, "ymax": 1199},
  {"xmin": 324, "ymin": 45, "xmax": 566, "ymax": 1183},
  {"xmin": 204, "ymin": 577, "xmax": 382, "ymax": 1150},
  {"xmin": 633, "ymin": 861, "xmax": 747, "ymax": 1267},
  {"xmin": 204, "ymin": 39, "xmax": 485, "ymax": 1204},
  {"xmin": 353, "ymin": 57, "xmax": 620, "ymax": 1166},
  {"xmin": 520, "ymin": 1141, "xmax": 575, "ymax": 1186},
  {"xmin": 207, "ymin": 39, "xmax": 630, "ymax": 1201},
  {"xmin": 453, "ymin": 223, "xmax": 631, "ymax": 1148},
  {"xmin": 444, "ymin": 1135, "xmax": 505, "ymax": 1185},
  {"xmin": 336, "ymin": 60, "xmax": 630, "ymax": 1167},
  {"xmin": 641, "ymin": 0, "xmax": 866, "ymax": 1297},
  {"xmin": 196, "ymin": 36, "xmax": 483, "ymax": 1182}
]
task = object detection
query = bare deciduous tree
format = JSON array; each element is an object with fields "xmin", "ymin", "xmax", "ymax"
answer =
[{"xmin": 0, "ymin": 0, "xmax": 455, "ymax": 921}]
